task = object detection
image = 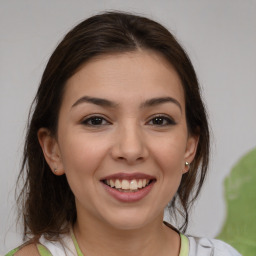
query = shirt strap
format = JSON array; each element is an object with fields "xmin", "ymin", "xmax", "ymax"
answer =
[
  {"xmin": 37, "ymin": 244, "xmax": 53, "ymax": 256},
  {"xmin": 71, "ymin": 229, "xmax": 84, "ymax": 256},
  {"xmin": 5, "ymin": 244, "xmax": 53, "ymax": 256},
  {"xmin": 5, "ymin": 248, "xmax": 19, "ymax": 256},
  {"xmin": 179, "ymin": 233, "xmax": 189, "ymax": 256}
]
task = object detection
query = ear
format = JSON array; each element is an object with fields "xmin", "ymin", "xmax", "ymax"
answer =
[
  {"xmin": 183, "ymin": 134, "xmax": 199, "ymax": 173},
  {"xmin": 37, "ymin": 128, "xmax": 65, "ymax": 176}
]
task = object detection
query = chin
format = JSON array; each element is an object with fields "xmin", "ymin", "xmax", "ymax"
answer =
[{"xmin": 101, "ymin": 208, "xmax": 161, "ymax": 231}]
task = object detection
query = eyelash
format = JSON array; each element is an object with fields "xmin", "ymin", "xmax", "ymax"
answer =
[
  {"xmin": 81, "ymin": 115, "xmax": 111, "ymax": 126},
  {"xmin": 147, "ymin": 115, "xmax": 176, "ymax": 126},
  {"xmin": 81, "ymin": 114, "xmax": 176, "ymax": 127}
]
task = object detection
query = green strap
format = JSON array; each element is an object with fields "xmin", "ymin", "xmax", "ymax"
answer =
[
  {"xmin": 71, "ymin": 231, "xmax": 84, "ymax": 256},
  {"xmin": 179, "ymin": 234, "xmax": 189, "ymax": 256},
  {"xmin": 5, "ymin": 244, "xmax": 53, "ymax": 256},
  {"xmin": 4, "ymin": 248, "xmax": 19, "ymax": 256},
  {"xmin": 37, "ymin": 244, "xmax": 53, "ymax": 256}
]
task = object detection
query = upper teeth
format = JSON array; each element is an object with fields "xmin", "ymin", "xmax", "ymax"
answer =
[{"xmin": 106, "ymin": 179, "xmax": 150, "ymax": 190}]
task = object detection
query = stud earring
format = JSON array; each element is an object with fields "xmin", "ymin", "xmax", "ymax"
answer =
[
  {"xmin": 185, "ymin": 161, "xmax": 190, "ymax": 169},
  {"xmin": 53, "ymin": 168, "xmax": 57, "ymax": 174}
]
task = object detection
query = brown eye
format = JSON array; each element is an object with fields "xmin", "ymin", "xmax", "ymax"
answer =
[
  {"xmin": 148, "ymin": 116, "xmax": 176, "ymax": 126},
  {"xmin": 82, "ymin": 116, "xmax": 110, "ymax": 126}
]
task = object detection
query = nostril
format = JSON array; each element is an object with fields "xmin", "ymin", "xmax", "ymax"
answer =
[{"xmin": 116, "ymin": 156, "xmax": 145, "ymax": 163}]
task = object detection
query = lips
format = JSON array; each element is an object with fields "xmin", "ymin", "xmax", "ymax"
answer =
[{"xmin": 100, "ymin": 173, "xmax": 156, "ymax": 202}]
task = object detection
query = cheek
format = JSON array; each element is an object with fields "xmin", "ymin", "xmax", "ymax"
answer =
[
  {"xmin": 59, "ymin": 134, "xmax": 110, "ymax": 211},
  {"xmin": 150, "ymin": 135, "xmax": 187, "ymax": 197},
  {"xmin": 152, "ymin": 137, "xmax": 187, "ymax": 173},
  {"xmin": 59, "ymin": 131, "xmax": 107, "ymax": 170},
  {"xmin": 58, "ymin": 133, "xmax": 109, "ymax": 192}
]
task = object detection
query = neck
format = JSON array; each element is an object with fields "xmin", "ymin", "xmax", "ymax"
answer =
[{"xmin": 73, "ymin": 212, "xmax": 180, "ymax": 256}]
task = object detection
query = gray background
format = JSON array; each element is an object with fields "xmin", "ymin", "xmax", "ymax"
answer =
[{"xmin": 1, "ymin": 0, "xmax": 256, "ymax": 254}]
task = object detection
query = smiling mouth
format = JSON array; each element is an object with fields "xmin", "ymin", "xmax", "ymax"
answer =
[{"xmin": 102, "ymin": 179, "xmax": 154, "ymax": 192}]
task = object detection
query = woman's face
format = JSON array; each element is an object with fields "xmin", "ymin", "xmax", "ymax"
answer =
[{"xmin": 50, "ymin": 51, "xmax": 198, "ymax": 230}]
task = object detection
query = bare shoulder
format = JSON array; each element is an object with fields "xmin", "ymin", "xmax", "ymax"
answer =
[{"xmin": 14, "ymin": 243, "xmax": 40, "ymax": 256}]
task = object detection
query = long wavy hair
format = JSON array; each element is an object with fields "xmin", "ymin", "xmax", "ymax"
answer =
[{"xmin": 17, "ymin": 11, "xmax": 210, "ymax": 240}]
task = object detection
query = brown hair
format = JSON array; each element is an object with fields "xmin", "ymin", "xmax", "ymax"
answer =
[{"xmin": 17, "ymin": 11, "xmax": 210, "ymax": 240}]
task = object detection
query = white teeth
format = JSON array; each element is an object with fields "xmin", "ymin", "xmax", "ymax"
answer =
[
  {"xmin": 130, "ymin": 179, "xmax": 137, "ymax": 190},
  {"xmin": 138, "ymin": 179, "xmax": 143, "ymax": 188},
  {"xmin": 121, "ymin": 180, "xmax": 130, "ymax": 189},
  {"xmin": 105, "ymin": 178, "xmax": 151, "ymax": 191},
  {"xmin": 110, "ymin": 179, "xmax": 115, "ymax": 187},
  {"xmin": 115, "ymin": 179, "xmax": 122, "ymax": 189}
]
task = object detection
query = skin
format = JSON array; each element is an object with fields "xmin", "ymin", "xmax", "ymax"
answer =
[{"xmin": 38, "ymin": 50, "xmax": 198, "ymax": 256}]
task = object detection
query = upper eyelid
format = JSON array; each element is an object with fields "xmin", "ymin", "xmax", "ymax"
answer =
[
  {"xmin": 81, "ymin": 113, "xmax": 109, "ymax": 120},
  {"xmin": 146, "ymin": 113, "xmax": 175, "ymax": 121},
  {"xmin": 146, "ymin": 114, "xmax": 176, "ymax": 125},
  {"xmin": 81, "ymin": 114, "xmax": 111, "ymax": 124}
]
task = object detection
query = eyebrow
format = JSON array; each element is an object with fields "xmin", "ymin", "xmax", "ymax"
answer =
[
  {"xmin": 140, "ymin": 97, "xmax": 182, "ymax": 112},
  {"xmin": 72, "ymin": 96, "xmax": 118, "ymax": 108},
  {"xmin": 71, "ymin": 96, "xmax": 182, "ymax": 112}
]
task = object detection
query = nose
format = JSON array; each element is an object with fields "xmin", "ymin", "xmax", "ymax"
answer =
[{"xmin": 110, "ymin": 123, "xmax": 149, "ymax": 164}]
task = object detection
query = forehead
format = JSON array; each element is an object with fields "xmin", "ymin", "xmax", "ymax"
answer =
[{"xmin": 62, "ymin": 50, "xmax": 185, "ymax": 108}]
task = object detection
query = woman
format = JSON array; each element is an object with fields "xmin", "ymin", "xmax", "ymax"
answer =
[{"xmin": 6, "ymin": 12, "xmax": 241, "ymax": 256}]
